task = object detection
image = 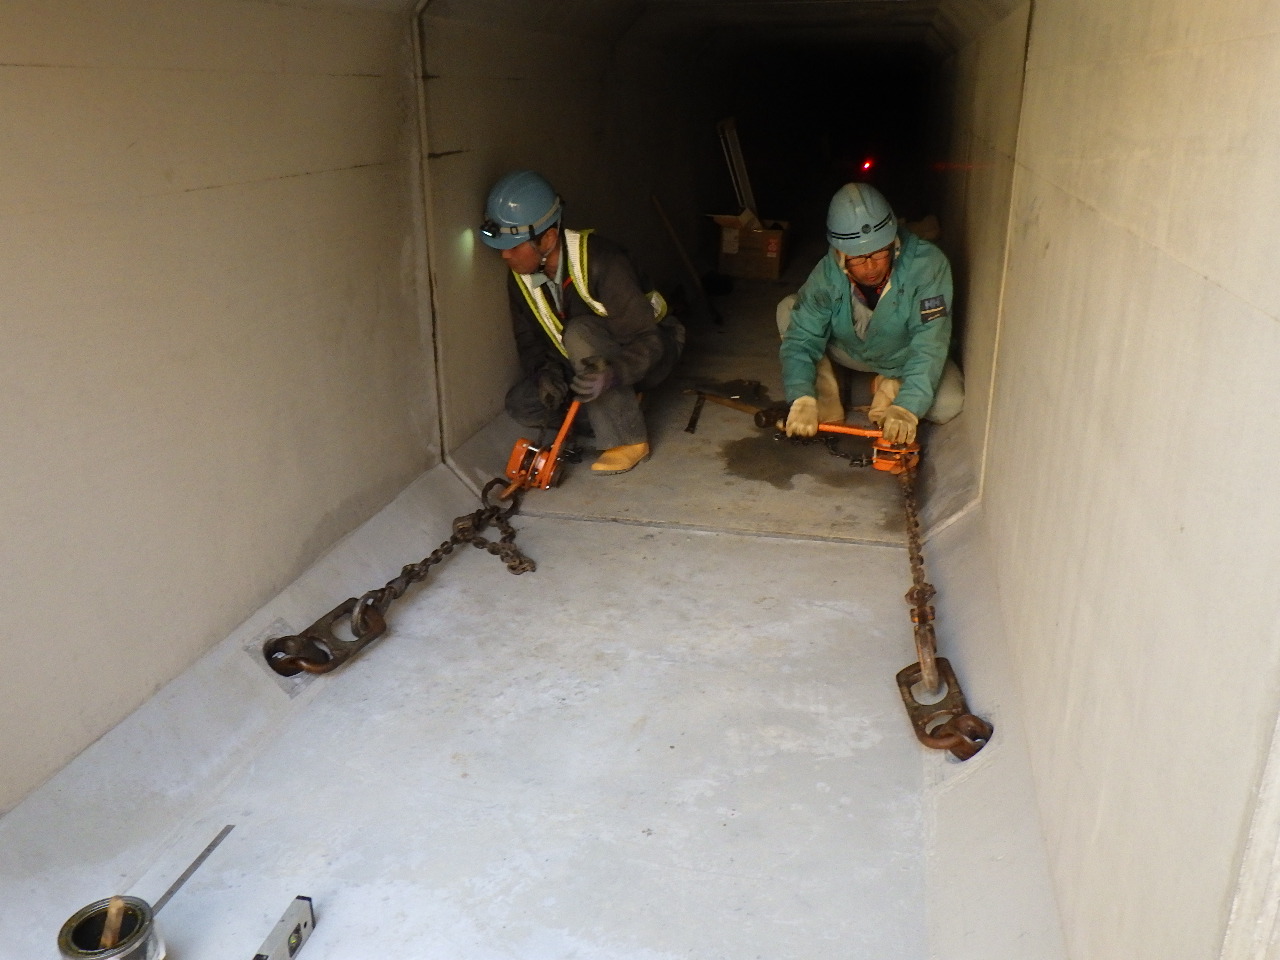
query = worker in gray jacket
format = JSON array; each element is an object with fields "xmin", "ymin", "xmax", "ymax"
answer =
[
  {"xmin": 779, "ymin": 182, "xmax": 963, "ymax": 443},
  {"xmin": 480, "ymin": 170, "xmax": 683, "ymax": 476}
]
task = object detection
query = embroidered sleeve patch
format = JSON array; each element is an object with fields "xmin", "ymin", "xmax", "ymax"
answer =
[{"xmin": 920, "ymin": 295, "xmax": 948, "ymax": 323}]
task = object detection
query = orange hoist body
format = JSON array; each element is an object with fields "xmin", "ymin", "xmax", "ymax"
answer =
[
  {"xmin": 815, "ymin": 421, "xmax": 921, "ymax": 474},
  {"xmin": 499, "ymin": 400, "xmax": 582, "ymax": 499}
]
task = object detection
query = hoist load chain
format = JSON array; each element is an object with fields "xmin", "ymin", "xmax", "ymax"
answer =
[
  {"xmin": 894, "ymin": 465, "xmax": 992, "ymax": 760},
  {"xmin": 904, "ymin": 583, "xmax": 935, "ymax": 608},
  {"xmin": 897, "ymin": 467, "xmax": 941, "ymax": 694},
  {"xmin": 908, "ymin": 606, "xmax": 936, "ymax": 625},
  {"xmin": 770, "ymin": 430, "xmax": 876, "ymax": 467},
  {"xmin": 262, "ymin": 480, "xmax": 534, "ymax": 677}
]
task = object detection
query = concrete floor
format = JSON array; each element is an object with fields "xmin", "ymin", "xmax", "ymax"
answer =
[
  {"xmin": 0, "ymin": 256, "xmax": 978, "ymax": 959},
  {"xmin": 1, "ymin": 469, "xmax": 930, "ymax": 960}
]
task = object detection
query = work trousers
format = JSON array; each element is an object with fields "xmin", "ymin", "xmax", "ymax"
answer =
[
  {"xmin": 506, "ymin": 315, "xmax": 684, "ymax": 449},
  {"xmin": 776, "ymin": 294, "xmax": 964, "ymax": 424}
]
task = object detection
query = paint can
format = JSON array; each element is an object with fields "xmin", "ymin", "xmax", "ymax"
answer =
[{"xmin": 57, "ymin": 896, "xmax": 165, "ymax": 960}]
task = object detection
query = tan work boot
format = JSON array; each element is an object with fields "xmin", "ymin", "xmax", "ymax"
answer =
[
  {"xmin": 591, "ymin": 442, "xmax": 651, "ymax": 475},
  {"xmin": 814, "ymin": 356, "xmax": 844, "ymax": 423}
]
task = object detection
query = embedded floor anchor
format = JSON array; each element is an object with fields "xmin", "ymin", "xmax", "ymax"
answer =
[{"xmin": 896, "ymin": 657, "xmax": 993, "ymax": 761}]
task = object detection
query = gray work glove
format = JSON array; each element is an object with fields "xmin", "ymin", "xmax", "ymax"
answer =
[
  {"xmin": 571, "ymin": 356, "xmax": 617, "ymax": 402},
  {"xmin": 536, "ymin": 364, "xmax": 569, "ymax": 410}
]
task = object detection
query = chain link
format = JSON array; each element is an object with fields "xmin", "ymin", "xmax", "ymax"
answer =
[
  {"xmin": 772, "ymin": 431, "xmax": 874, "ymax": 467},
  {"xmin": 263, "ymin": 479, "xmax": 535, "ymax": 676},
  {"xmin": 897, "ymin": 466, "xmax": 939, "ymax": 692}
]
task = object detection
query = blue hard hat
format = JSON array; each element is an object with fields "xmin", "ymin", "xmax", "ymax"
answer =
[
  {"xmin": 826, "ymin": 182, "xmax": 897, "ymax": 256},
  {"xmin": 479, "ymin": 170, "xmax": 563, "ymax": 249}
]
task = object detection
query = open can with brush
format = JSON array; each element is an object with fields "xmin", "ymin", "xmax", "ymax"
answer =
[{"xmin": 57, "ymin": 895, "xmax": 165, "ymax": 960}]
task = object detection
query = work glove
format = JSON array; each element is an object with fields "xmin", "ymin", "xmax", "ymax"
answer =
[
  {"xmin": 536, "ymin": 364, "xmax": 569, "ymax": 410},
  {"xmin": 881, "ymin": 404, "xmax": 919, "ymax": 444},
  {"xmin": 868, "ymin": 375, "xmax": 901, "ymax": 425},
  {"xmin": 570, "ymin": 356, "xmax": 617, "ymax": 402},
  {"xmin": 783, "ymin": 395, "xmax": 819, "ymax": 437}
]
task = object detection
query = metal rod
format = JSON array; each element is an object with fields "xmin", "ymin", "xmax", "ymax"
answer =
[
  {"xmin": 816, "ymin": 421, "xmax": 884, "ymax": 439},
  {"xmin": 153, "ymin": 824, "xmax": 235, "ymax": 913}
]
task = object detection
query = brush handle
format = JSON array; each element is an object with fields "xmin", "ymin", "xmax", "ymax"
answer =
[{"xmin": 100, "ymin": 896, "xmax": 126, "ymax": 949}]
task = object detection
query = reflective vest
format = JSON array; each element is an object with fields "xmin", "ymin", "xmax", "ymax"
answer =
[{"xmin": 513, "ymin": 229, "xmax": 668, "ymax": 357}]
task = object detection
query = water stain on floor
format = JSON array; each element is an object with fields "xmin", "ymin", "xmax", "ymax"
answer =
[{"xmin": 720, "ymin": 432, "xmax": 885, "ymax": 492}]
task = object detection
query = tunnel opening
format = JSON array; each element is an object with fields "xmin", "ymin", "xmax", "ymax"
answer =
[
  {"xmin": 418, "ymin": 0, "xmax": 999, "ymax": 536},
  {"xmin": 715, "ymin": 41, "xmax": 951, "ymax": 234},
  {"xmin": 702, "ymin": 39, "xmax": 962, "ymax": 372}
]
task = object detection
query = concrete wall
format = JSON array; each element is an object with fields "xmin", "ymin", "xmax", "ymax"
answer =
[
  {"xmin": 935, "ymin": 2, "xmax": 1031, "ymax": 492},
  {"xmin": 980, "ymin": 0, "xmax": 1280, "ymax": 956},
  {"xmin": 419, "ymin": 6, "xmax": 724, "ymax": 450},
  {"xmin": 0, "ymin": 0, "xmax": 435, "ymax": 813},
  {"xmin": 919, "ymin": 8, "xmax": 1073, "ymax": 958},
  {"xmin": 925, "ymin": 504, "xmax": 1068, "ymax": 959}
]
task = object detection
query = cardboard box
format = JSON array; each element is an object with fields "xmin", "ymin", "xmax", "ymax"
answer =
[{"xmin": 710, "ymin": 211, "xmax": 790, "ymax": 280}]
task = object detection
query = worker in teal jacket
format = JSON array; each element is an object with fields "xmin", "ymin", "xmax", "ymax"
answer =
[{"xmin": 779, "ymin": 182, "xmax": 963, "ymax": 443}]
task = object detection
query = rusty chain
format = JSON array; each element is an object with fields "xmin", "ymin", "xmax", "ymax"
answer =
[
  {"xmin": 773, "ymin": 430, "xmax": 875, "ymax": 467},
  {"xmin": 773, "ymin": 424, "xmax": 991, "ymax": 759},
  {"xmin": 263, "ymin": 432, "xmax": 990, "ymax": 758},
  {"xmin": 897, "ymin": 466, "xmax": 939, "ymax": 692},
  {"xmin": 263, "ymin": 479, "xmax": 534, "ymax": 677},
  {"xmin": 895, "ymin": 463, "xmax": 993, "ymax": 761}
]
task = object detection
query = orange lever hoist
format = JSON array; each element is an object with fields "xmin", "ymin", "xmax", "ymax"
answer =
[
  {"xmin": 497, "ymin": 400, "xmax": 582, "ymax": 500},
  {"xmin": 813, "ymin": 420, "xmax": 920, "ymax": 474}
]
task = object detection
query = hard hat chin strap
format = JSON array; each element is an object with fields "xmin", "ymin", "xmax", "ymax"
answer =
[{"xmin": 537, "ymin": 222, "xmax": 562, "ymax": 268}]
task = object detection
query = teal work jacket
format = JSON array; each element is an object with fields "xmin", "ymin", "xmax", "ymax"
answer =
[{"xmin": 780, "ymin": 229, "xmax": 953, "ymax": 417}]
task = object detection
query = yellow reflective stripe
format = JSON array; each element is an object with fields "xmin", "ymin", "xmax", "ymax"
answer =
[
  {"xmin": 564, "ymin": 229, "xmax": 608, "ymax": 317},
  {"xmin": 647, "ymin": 289, "xmax": 668, "ymax": 321},
  {"xmin": 564, "ymin": 228, "xmax": 666, "ymax": 324},
  {"xmin": 514, "ymin": 272, "xmax": 568, "ymax": 358}
]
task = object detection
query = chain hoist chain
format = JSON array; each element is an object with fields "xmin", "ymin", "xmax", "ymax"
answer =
[
  {"xmin": 894, "ymin": 464, "xmax": 993, "ymax": 760},
  {"xmin": 897, "ymin": 466, "xmax": 939, "ymax": 691},
  {"xmin": 263, "ymin": 479, "xmax": 534, "ymax": 677},
  {"xmin": 772, "ymin": 431, "xmax": 874, "ymax": 467}
]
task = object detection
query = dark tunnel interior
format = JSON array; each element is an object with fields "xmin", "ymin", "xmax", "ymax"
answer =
[
  {"xmin": 666, "ymin": 37, "xmax": 959, "ymax": 357},
  {"xmin": 708, "ymin": 42, "xmax": 950, "ymax": 236}
]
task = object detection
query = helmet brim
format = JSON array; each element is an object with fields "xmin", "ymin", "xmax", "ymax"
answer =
[
  {"xmin": 829, "ymin": 230, "xmax": 896, "ymax": 257},
  {"xmin": 479, "ymin": 228, "xmax": 530, "ymax": 250}
]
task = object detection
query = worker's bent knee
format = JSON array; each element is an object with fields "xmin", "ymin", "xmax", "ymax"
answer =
[
  {"xmin": 505, "ymin": 379, "xmax": 552, "ymax": 427},
  {"xmin": 562, "ymin": 316, "xmax": 616, "ymax": 363},
  {"xmin": 776, "ymin": 294, "xmax": 797, "ymax": 338},
  {"xmin": 924, "ymin": 361, "xmax": 965, "ymax": 424}
]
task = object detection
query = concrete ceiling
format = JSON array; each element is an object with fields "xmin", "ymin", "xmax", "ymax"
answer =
[
  {"xmin": 639, "ymin": 0, "xmax": 946, "ymax": 46},
  {"xmin": 410, "ymin": 0, "xmax": 1022, "ymax": 54}
]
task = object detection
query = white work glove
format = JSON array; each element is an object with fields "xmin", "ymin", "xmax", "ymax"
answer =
[
  {"xmin": 868, "ymin": 375, "xmax": 901, "ymax": 424},
  {"xmin": 783, "ymin": 396, "xmax": 818, "ymax": 437},
  {"xmin": 881, "ymin": 404, "xmax": 919, "ymax": 444}
]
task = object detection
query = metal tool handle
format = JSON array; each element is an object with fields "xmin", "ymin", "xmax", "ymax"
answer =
[
  {"xmin": 816, "ymin": 421, "xmax": 883, "ymax": 439},
  {"xmin": 544, "ymin": 400, "xmax": 581, "ymax": 472}
]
